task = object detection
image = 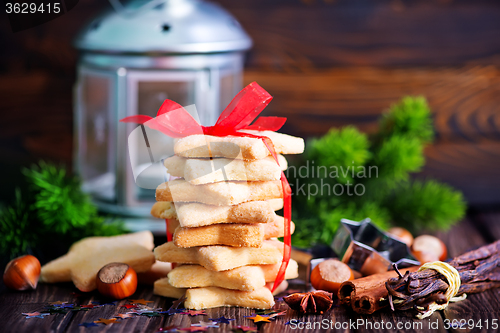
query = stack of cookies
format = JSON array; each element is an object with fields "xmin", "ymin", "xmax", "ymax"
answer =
[{"xmin": 152, "ymin": 130, "xmax": 304, "ymax": 310}]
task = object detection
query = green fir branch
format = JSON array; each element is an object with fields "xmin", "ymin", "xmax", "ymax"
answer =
[
  {"xmin": 0, "ymin": 162, "xmax": 127, "ymax": 260},
  {"xmin": 373, "ymin": 135, "xmax": 425, "ymax": 184},
  {"xmin": 378, "ymin": 96, "xmax": 434, "ymax": 144},
  {"xmin": 307, "ymin": 126, "xmax": 371, "ymax": 184},
  {"xmin": 0, "ymin": 189, "xmax": 37, "ymax": 259},
  {"xmin": 384, "ymin": 180, "xmax": 466, "ymax": 233},
  {"xmin": 23, "ymin": 162, "xmax": 98, "ymax": 234}
]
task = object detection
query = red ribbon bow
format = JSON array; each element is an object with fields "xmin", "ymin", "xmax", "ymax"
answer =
[{"xmin": 121, "ymin": 82, "xmax": 292, "ymax": 292}]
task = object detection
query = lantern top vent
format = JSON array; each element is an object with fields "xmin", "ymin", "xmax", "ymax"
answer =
[{"xmin": 74, "ymin": 0, "xmax": 252, "ymax": 54}]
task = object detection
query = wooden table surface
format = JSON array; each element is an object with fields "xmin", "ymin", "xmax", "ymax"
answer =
[{"xmin": 1, "ymin": 212, "xmax": 500, "ymax": 333}]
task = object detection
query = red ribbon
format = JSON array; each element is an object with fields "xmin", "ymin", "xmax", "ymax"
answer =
[
  {"xmin": 121, "ymin": 82, "xmax": 291, "ymax": 292},
  {"xmin": 166, "ymin": 219, "xmax": 173, "ymax": 242}
]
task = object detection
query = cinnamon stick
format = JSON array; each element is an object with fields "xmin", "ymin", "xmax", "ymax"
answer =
[{"xmin": 338, "ymin": 266, "xmax": 419, "ymax": 314}]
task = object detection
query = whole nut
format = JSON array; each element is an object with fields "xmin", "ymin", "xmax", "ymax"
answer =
[
  {"xmin": 310, "ymin": 259, "xmax": 354, "ymax": 294},
  {"xmin": 96, "ymin": 263, "xmax": 137, "ymax": 299},
  {"xmin": 388, "ymin": 227, "xmax": 414, "ymax": 248},
  {"xmin": 412, "ymin": 235, "xmax": 448, "ymax": 263},
  {"xmin": 3, "ymin": 255, "xmax": 41, "ymax": 290}
]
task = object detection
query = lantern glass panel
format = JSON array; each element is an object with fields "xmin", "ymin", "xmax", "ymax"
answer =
[
  {"xmin": 138, "ymin": 81, "xmax": 196, "ymax": 115},
  {"xmin": 78, "ymin": 71, "xmax": 116, "ymax": 202},
  {"xmin": 126, "ymin": 71, "xmax": 205, "ymax": 203},
  {"xmin": 220, "ymin": 69, "xmax": 239, "ymax": 109},
  {"xmin": 135, "ymin": 80, "xmax": 197, "ymax": 201}
]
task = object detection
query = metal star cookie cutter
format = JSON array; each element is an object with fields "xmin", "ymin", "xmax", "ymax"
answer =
[{"xmin": 331, "ymin": 218, "xmax": 420, "ymax": 275}]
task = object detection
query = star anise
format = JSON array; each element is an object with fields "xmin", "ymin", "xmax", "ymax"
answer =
[{"xmin": 283, "ymin": 290, "xmax": 333, "ymax": 314}]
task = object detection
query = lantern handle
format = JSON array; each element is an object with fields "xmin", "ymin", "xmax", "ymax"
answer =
[{"xmin": 108, "ymin": 0, "xmax": 168, "ymax": 17}]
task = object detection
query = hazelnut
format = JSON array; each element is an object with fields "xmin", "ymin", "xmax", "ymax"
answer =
[
  {"xmin": 412, "ymin": 235, "xmax": 447, "ymax": 263},
  {"xmin": 96, "ymin": 263, "xmax": 137, "ymax": 299},
  {"xmin": 388, "ymin": 227, "xmax": 414, "ymax": 247},
  {"xmin": 3, "ymin": 255, "xmax": 41, "ymax": 290},
  {"xmin": 310, "ymin": 259, "xmax": 354, "ymax": 294}
]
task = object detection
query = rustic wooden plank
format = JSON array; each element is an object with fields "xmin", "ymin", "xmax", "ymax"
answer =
[
  {"xmin": 0, "ymin": 281, "xmax": 243, "ymax": 333},
  {"xmin": 437, "ymin": 219, "xmax": 500, "ymax": 333},
  {"xmin": 442, "ymin": 291, "xmax": 500, "ymax": 333},
  {"xmin": 63, "ymin": 286, "xmax": 169, "ymax": 333},
  {"xmin": 435, "ymin": 218, "xmax": 487, "ymax": 257},
  {"xmin": 475, "ymin": 212, "xmax": 500, "ymax": 241},
  {"xmin": 221, "ymin": 0, "xmax": 500, "ymax": 68},
  {"xmin": 262, "ymin": 299, "xmax": 352, "ymax": 333},
  {"xmin": 416, "ymin": 142, "xmax": 500, "ymax": 206},
  {"xmin": 162, "ymin": 303, "xmax": 258, "ymax": 332},
  {"xmin": 0, "ymin": 73, "xmax": 73, "ymax": 164},
  {"xmin": 3, "ymin": 1, "xmax": 500, "ymax": 75},
  {"xmin": 0, "ymin": 282, "xmax": 81, "ymax": 333},
  {"xmin": 243, "ymin": 67, "xmax": 500, "ymax": 141}
]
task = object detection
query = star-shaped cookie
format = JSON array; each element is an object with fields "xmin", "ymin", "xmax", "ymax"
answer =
[{"xmin": 40, "ymin": 231, "xmax": 155, "ymax": 291}]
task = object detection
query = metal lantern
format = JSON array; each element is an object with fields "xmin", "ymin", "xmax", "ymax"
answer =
[{"xmin": 74, "ymin": 0, "xmax": 252, "ymax": 225}]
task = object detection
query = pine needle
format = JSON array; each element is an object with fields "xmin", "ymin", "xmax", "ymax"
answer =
[
  {"xmin": 0, "ymin": 162, "xmax": 127, "ymax": 259},
  {"xmin": 0, "ymin": 189, "xmax": 37, "ymax": 259},
  {"xmin": 23, "ymin": 161, "xmax": 97, "ymax": 233}
]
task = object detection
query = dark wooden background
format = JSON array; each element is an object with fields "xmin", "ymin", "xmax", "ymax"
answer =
[{"xmin": 1, "ymin": 0, "xmax": 500, "ymax": 206}]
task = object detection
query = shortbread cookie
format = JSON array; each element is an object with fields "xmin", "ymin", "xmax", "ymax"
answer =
[
  {"xmin": 167, "ymin": 260, "xmax": 299, "ymax": 291},
  {"xmin": 154, "ymin": 278, "xmax": 287, "ymax": 301},
  {"xmin": 268, "ymin": 198, "xmax": 284, "ymax": 211},
  {"xmin": 185, "ymin": 286, "xmax": 275, "ymax": 309},
  {"xmin": 41, "ymin": 231, "xmax": 155, "ymax": 292},
  {"xmin": 173, "ymin": 222, "xmax": 263, "ymax": 248},
  {"xmin": 164, "ymin": 155, "xmax": 287, "ymax": 185},
  {"xmin": 154, "ymin": 278, "xmax": 186, "ymax": 299},
  {"xmin": 174, "ymin": 130, "xmax": 304, "ymax": 160},
  {"xmin": 156, "ymin": 179, "xmax": 282, "ymax": 206},
  {"xmin": 265, "ymin": 280, "xmax": 289, "ymax": 295},
  {"xmin": 151, "ymin": 200, "xmax": 280, "ymax": 227},
  {"xmin": 137, "ymin": 261, "xmax": 173, "ymax": 285},
  {"xmin": 261, "ymin": 260, "xmax": 299, "ymax": 282},
  {"xmin": 154, "ymin": 241, "xmax": 282, "ymax": 271},
  {"xmin": 169, "ymin": 216, "xmax": 296, "ymax": 248},
  {"xmin": 261, "ymin": 215, "xmax": 295, "ymax": 239},
  {"xmin": 264, "ymin": 239, "xmax": 288, "ymax": 256}
]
